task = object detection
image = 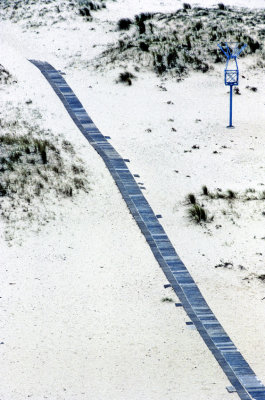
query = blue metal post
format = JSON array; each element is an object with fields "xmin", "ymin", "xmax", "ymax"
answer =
[
  {"xmin": 218, "ymin": 42, "xmax": 247, "ymax": 129},
  {"xmin": 227, "ymin": 85, "xmax": 234, "ymax": 128}
]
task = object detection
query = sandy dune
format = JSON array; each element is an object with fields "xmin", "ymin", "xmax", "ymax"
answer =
[{"xmin": 1, "ymin": 1, "xmax": 265, "ymax": 399}]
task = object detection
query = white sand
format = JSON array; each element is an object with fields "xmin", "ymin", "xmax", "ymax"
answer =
[{"xmin": 1, "ymin": 1, "xmax": 265, "ymax": 399}]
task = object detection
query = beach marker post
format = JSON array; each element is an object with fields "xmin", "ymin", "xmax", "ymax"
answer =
[{"xmin": 218, "ymin": 42, "xmax": 247, "ymax": 128}]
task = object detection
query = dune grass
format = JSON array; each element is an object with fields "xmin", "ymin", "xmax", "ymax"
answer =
[
  {"xmin": 95, "ymin": 6, "xmax": 265, "ymax": 78},
  {"xmin": 0, "ymin": 105, "xmax": 90, "ymax": 241}
]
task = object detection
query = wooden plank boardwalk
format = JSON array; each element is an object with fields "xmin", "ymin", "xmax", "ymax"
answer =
[{"xmin": 30, "ymin": 60, "xmax": 265, "ymax": 400}]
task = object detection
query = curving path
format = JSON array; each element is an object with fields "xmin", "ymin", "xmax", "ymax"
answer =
[{"xmin": 30, "ymin": 60, "xmax": 265, "ymax": 400}]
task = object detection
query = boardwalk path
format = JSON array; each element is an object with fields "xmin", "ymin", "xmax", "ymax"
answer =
[{"xmin": 30, "ymin": 60, "xmax": 265, "ymax": 400}]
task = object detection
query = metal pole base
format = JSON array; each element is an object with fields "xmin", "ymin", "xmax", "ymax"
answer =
[{"xmin": 226, "ymin": 125, "xmax": 235, "ymax": 129}]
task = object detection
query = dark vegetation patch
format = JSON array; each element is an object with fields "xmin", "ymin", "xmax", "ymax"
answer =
[
  {"xmin": 188, "ymin": 203, "xmax": 208, "ymax": 223},
  {"xmin": 215, "ymin": 261, "xmax": 233, "ymax": 268},
  {"xmin": 246, "ymin": 85, "xmax": 258, "ymax": 92},
  {"xmin": 117, "ymin": 18, "xmax": 132, "ymax": 31},
  {"xmin": 117, "ymin": 71, "xmax": 136, "ymax": 85},
  {"xmin": 95, "ymin": 6, "xmax": 265, "ymax": 78},
  {"xmin": 187, "ymin": 193, "xmax": 196, "ymax": 204},
  {"xmin": 161, "ymin": 297, "xmax": 174, "ymax": 302},
  {"xmin": 183, "ymin": 3, "xmax": 192, "ymax": 11},
  {"xmin": 0, "ymin": 65, "xmax": 16, "ymax": 85},
  {"xmin": 78, "ymin": 0, "xmax": 107, "ymax": 20}
]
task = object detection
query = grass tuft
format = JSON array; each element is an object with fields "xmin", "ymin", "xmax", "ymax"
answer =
[
  {"xmin": 227, "ymin": 189, "xmax": 236, "ymax": 199},
  {"xmin": 187, "ymin": 193, "xmax": 196, "ymax": 204},
  {"xmin": 202, "ymin": 185, "xmax": 208, "ymax": 196},
  {"xmin": 183, "ymin": 3, "xmax": 191, "ymax": 10},
  {"xmin": 161, "ymin": 297, "xmax": 174, "ymax": 302},
  {"xmin": 117, "ymin": 71, "xmax": 136, "ymax": 85},
  {"xmin": 188, "ymin": 204, "xmax": 207, "ymax": 223},
  {"xmin": 217, "ymin": 3, "xmax": 226, "ymax": 10},
  {"xmin": 0, "ymin": 64, "xmax": 17, "ymax": 85}
]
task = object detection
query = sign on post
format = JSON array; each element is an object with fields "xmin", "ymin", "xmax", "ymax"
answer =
[{"xmin": 218, "ymin": 42, "xmax": 247, "ymax": 128}]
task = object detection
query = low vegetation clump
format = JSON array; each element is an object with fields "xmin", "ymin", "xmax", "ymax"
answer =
[
  {"xmin": 117, "ymin": 71, "xmax": 136, "ymax": 85},
  {"xmin": 0, "ymin": 105, "xmax": 90, "ymax": 241},
  {"xmin": 227, "ymin": 189, "xmax": 237, "ymax": 199},
  {"xmin": 187, "ymin": 193, "xmax": 196, "ymax": 204},
  {"xmin": 217, "ymin": 3, "xmax": 226, "ymax": 10},
  {"xmin": 202, "ymin": 185, "xmax": 208, "ymax": 195},
  {"xmin": 161, "ymin": 297, "xmax": 174, "ymax": 302},
  {"xmin": 202, "ymin": 187, "xmax": 240, "ymax": 201},
  {"xmin": 188, "ymin": 204, "xmax": 207, "ymax": 223},
  {"xmin": 183, "ymin": 3, "xmax": 192, "ymax": 11},
  {"xmin": 0, "ymin": 65, "xmax": 16, "ymax": 85},
  {"xmin": 95, "ymin": 6, "xmax": 265, "ymax": 78},
  {"xmin": 185, "ymin": 186, "xmax": 265, "ymax": 227},
  {"xmin": 117, "ymin": 18, "xmax": 133, "ymax": 31},
  {"xmin": 78, "ymin": 0, "xmax": 108, "ymax": 19}
]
